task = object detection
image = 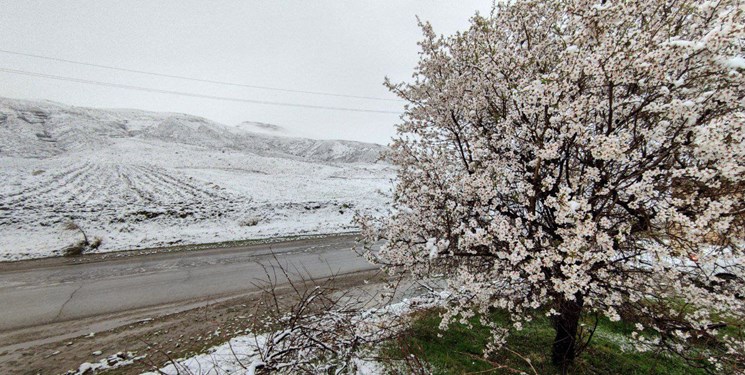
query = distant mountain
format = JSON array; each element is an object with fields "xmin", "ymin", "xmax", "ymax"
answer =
[
  {"xmin": 0, "ymin": 97, "xmax": 386, "ymax": 163},
  {"xmin": 234, "ymin": 121, "xmax": 287, "ymax": 135}
]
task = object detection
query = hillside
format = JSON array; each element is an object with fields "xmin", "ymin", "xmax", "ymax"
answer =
[
  {"xmin": 0, "ymin": 97, "xmax": 393, "ymax": 261},
  {"xmin": 0, "ymin": 97, "xmax": 386, "ymax": 163}
]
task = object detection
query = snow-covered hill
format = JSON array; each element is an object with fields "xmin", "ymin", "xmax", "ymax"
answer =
[
  {"xmin": 0, "ymin": 97, "xmax": 393, "ymax": 261},
  {"xmin": 0, "ymin": 98, "xmax": 385, "ymax": 163}
]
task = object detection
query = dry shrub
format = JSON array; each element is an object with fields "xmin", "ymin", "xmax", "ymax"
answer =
[{"xmin": 63, "ymin": 240, "xmax": 87, "ymax": 257}]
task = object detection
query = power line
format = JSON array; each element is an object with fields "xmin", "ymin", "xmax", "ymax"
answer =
[
  {"xmin": 0, "ymin": 67, "xmax": 402, "ymax": 115},
  {"xmin": 0, "ymin": 49, "xmax": 403, "ymax": 103}
]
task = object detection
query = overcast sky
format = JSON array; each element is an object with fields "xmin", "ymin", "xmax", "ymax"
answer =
[{"xmin": 0, "ymin": 1, "xmax": 492, "ymax": 144}]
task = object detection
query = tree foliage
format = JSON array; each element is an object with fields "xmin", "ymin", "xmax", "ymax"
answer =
[{"xmin": 361, "ymin": 0, "xmax": 745, "ymax": 371}]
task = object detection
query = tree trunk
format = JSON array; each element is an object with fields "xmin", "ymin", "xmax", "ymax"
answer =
[{"xmin": 551, "ymin": 293, "xmax": 584, "ymax": 373}]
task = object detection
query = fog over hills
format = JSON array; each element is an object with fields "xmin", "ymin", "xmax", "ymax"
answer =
[{"xmin": 0, "ymin": 97, "xmax": 392, "ymax": 261}]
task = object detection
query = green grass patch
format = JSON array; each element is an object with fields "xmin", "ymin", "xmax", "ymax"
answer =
[{"xmin": 383, "ymin": 309, "xmax": 709, "ymax": 374}]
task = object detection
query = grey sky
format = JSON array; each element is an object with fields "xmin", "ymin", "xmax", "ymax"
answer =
[{"xmin": 0, "ymin": 1, "xmax": 492, "ymax": 144}]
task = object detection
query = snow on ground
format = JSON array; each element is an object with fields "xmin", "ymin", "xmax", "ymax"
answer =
[
  {"xmin": 135, "ymin": 293, "xmax": 447, "ymax": 375},
  {"xmin": 135, "ymin": 335, "xmax": 383, "ymax": 375},
  {"xmin": 0, "ymin": 97, "xmax": 394, "ymax": 261},
  {"xmin": 68, "ymin": 352, "xmax": 145, "ymax": 375}
]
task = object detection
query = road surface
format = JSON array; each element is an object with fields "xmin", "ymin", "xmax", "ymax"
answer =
[{"xmin": 0, "ymin": 235, "xmax": 375, "ymax": 340}]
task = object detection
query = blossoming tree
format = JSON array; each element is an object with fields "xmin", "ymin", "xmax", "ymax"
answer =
[{"xmin": 361, "ymin": 0, "xmax": 745, "ymax": 371}]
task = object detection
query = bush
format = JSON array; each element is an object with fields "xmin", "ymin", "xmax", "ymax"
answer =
[
  {"xmin": 62, "ymin": 220, "xmax": 80, "ymax": 231},
  {"xmin": 89, "ymin": 237, "xmax": 103, "ymax": 250},
  {"xmin": 63, "ymin": 240, "xmax": 87, "ymax": 257},
  {"xmin": 239, "ymin": 217, "xmax": 261, "ymax": 227}
]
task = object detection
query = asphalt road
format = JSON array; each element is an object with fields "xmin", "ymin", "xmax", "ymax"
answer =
[{"xmin": 0, "ymin": 235, "xmax": 375, "ymax": 334}]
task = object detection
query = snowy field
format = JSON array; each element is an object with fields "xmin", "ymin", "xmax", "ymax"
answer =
[{"xmin": 0, "ymin": 97, "xmax": 393, "ymax": 261}]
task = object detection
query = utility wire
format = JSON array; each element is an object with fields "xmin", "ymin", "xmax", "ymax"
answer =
[
  {"xmin": 0, "ymin": 67, "xmax": 402, "ymax": 115},
  {"xmin": 0, "ymin": 49, "xmax": 403, "ymax": 103}
]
